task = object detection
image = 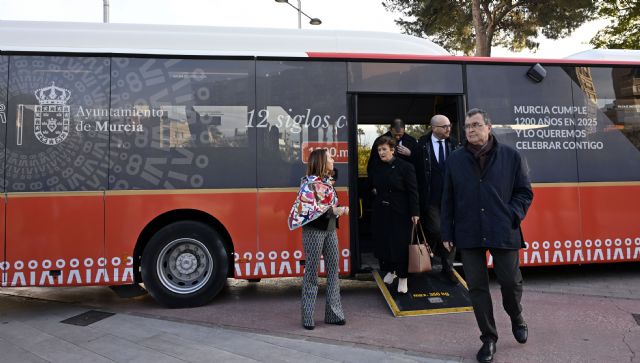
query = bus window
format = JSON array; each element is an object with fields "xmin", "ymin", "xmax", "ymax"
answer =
[
  {"xmin": 256, "ymin": 61, "xmax": 348, "ymax": 188},
  {"xmin": 109, "ymin": 58, "xmax": 256, "ymax": 190},
  {"xmin": 348, "ymin": 62, "xmax": 462, "ymax": 94},
  {"xmin": 569, "ymin": 66, "xmax": 640, "ymax": 182},
  {"xmin": 0, "ymin": 55, "xmax": 6, "ymax": 192},
  {"xmin": 466, "ymin": 64, "xmax": 579, "ymax": 184}
]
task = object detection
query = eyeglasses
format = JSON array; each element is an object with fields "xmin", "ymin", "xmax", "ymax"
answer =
[
  {"xmin": 464, "ymin": 122, "xmax": 486, "ymax": 130},
  {"xmin": 433, "ymin": 124, "xmax": 452, "ymax": 129}
]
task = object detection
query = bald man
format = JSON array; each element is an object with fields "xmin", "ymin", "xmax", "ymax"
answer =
[{"xmin": 417, "ymin": 114, "xmax": 458, "ymax": 284}]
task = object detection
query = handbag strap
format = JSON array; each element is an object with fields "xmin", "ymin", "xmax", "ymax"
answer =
[{"xmin": 415, "ymin": 223, "xmax": 434, "ymax": 257}]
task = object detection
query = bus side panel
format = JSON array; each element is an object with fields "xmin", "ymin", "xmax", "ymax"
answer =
[
  {"xmin": 0, "ymin": 196, "xmax": 5, "ymax": 286},
  {"xmin": 105, "ymin": 192, "xmax": 258, "ymax": 284},
  {"xmin": 255, "ymin": 189, "xmax": 350, "ymax": 278},
  {"xmin": 579, "ymin": 185, "xmax": 640, "ymax": 262},
  {"xmin": 255, "ymin": 61, "xmax": 349, "ymax": 276},
  {"xmin": 6, "ymin": 194, "xmax": 104, "ymax": 287},
  {"xmin": 4, "ymin": 55, "xmax": 110, "ymax": 287},
  {"xmin": 519, "ymin": 186, "xmax": 583, "ymax": 266},
  {"xmin": 0, "ymin": 55, "xmax": 7, "ymax": 285},
  {"xmin": 467, "ymin": 65, "xmax": 584, "ymax": 266},
  {"xmin": 570, "ymin": 65, "xmax": 640, "ymax": 262}
]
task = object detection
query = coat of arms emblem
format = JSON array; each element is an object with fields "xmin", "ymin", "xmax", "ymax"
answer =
[{"xmin": 34, "ymin": 82, "xmax": 71, "ymax": 145}]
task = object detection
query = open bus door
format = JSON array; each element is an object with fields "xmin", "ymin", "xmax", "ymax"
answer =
[
  {"xmin": 348, "ymin": 92, "xmax": 473, "ymax": 316},
  {"xmin": 348, "ymin": 92, "xmax": 464, "ymax": 273}
]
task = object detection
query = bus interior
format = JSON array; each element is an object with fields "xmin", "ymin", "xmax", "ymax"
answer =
[{"xmin": 349, "ymin": 93, "xmax": 463, "ymax": 273}]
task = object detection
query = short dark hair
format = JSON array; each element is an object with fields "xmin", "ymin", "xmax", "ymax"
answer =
[
  {"xmin": 466, "ymin": 108, "xmax": 491, "ymax": 125},
  {"xmin": 375, "ymin": 135, "xmax": 397, "ymax": 150},
  {"xmin": 390, "ymin": 118, "xmax": 405, "ymax": 131}
]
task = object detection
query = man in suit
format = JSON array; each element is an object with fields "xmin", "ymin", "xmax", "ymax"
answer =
[
  {"xmin": 441, "ymin": 108, "xmax": 533, "ymax": 363},
  {"xmin": 417, "ymin": 114, "xmax": 458, "ymax": 284}
]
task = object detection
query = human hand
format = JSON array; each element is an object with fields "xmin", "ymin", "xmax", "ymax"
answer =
[
  {"xmin": 442, "ymin": 241, "xmax": 454, "ymax": 252},
  {"xmin": 411, "ymin": 216, "xmax": 420, "ymax": 224},
  {"xmin": 342, "ymin": 206, "xmax": 349, "ymax": 216},
  {"xmin": 397, "ymin": 145, "xmax": 411, "ymax": 156}
]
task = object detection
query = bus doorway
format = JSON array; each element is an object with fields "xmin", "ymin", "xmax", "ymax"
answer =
[{"xmin": 348, "ymin": 93, "xmax": 463, "ymax": 273}]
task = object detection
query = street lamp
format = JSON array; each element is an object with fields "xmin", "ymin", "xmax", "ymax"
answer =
[{"xmin": 274, "ymin": 0, "xmax": 322, "ymax": 29}]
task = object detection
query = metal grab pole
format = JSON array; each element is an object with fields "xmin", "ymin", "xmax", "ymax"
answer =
[{"xmin": 103, "ymin": 0, "xmax": 109, "ymax": 23}]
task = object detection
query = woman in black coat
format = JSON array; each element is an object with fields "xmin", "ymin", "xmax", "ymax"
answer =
[{"xmin": 369, "ymin": 136, "xmax": 420, "ymax": 294}]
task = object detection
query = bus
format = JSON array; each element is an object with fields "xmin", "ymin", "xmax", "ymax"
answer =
[{"xmin": 0, "ymin": 20, "xmax": 638, "ymax": 307}]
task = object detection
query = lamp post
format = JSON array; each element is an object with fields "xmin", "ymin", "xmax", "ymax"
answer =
[{"xmin": 274, "ymin": 0, "xmax": 322, "ymax": 29}]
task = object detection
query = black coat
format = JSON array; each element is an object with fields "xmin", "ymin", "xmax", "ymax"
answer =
[
  {"xmin": 440, "ymin": 138, "xmax": 533, "ymax": 250},
  {"xmin": 370, "ymin": 157, "xmax": 420, "ymax": 263},
  {"xmin": 416, "ymin": 132, "xmax": 458, "ymax": 210}
]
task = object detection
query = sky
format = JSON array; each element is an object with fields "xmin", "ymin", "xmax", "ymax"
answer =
[{"xmin": 0, "ymin": 0, "xmax": 607, "ymax": 59}]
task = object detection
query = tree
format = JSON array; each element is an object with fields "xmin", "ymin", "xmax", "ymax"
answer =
[
  {"xmin": 383, "ymin": 0, "xmax": 596, "ymax": 56},
  {"xmin": 591, "ymin": 0, "xmax": 640, "ymax": 49}
]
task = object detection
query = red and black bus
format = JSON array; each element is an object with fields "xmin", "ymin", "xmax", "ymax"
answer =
[{"xmin": 0, "ymin": 21, "xmax": 638, "ymax": 307}]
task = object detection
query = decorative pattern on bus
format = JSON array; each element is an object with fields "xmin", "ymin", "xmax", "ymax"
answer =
[{"xmin": 3, "ymin": 238, "xmax": 639, "ymax": 287}]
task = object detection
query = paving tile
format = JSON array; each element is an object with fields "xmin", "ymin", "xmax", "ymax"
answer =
[
  {"xmin": 25, "ymin": 336, "xmax": 114, "ymax": 363},
  {"xmin": 138, "ymin": 332, "xmax": 257, "ymax": 363},
  {"xmin": 0, "ymin": 337, "xmax": 48, "ymax": 363},
  {"xmin": 80, "ymin": 334, "xmax": 185, "ymax": 363}
]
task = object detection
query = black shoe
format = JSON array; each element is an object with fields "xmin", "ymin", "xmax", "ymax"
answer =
[
  {"xmin": 476, "ymin": 341, "xmax": 496, "ymax": 363},
  {"xmin": 512, "ymin": 321, "xmax": 528, "ymax": 344},
  {"xmin": 326, "ymin": 319, "xmax": 346, "ymax": 326},
  {"xmin": 442, "ymin": 268, "xmax": 459, "ymax": 285}
]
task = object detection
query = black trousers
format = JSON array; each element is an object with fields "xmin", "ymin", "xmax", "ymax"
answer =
[
  {"xmin": 460, "ymin": 248, "xmax": 523, "ymax": 343},
  {"xmin": 422, "ymin": 204, "xmax": 456, "ymax": 272}
]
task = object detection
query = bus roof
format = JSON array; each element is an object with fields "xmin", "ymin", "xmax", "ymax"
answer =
[
  {"xmin": 565, "ymin": 49, "xmax": 640, "ymax": 61},
  {"xmin": 0, "ymin": 20, "xmax": 449, "ymax": 57}
]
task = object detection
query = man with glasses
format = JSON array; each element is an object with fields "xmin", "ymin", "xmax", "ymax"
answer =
[
  {"xmin": 441, "ymin": 108, "xmax": 533, "ymax": 363},
  {"xmin": 416, "ymin": 114, "xmax": 458, "ymax": 284}
]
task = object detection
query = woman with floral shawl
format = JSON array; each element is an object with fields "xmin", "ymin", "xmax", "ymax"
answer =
[{"xmin": 288, "ymin": 149, "xmax": 349, "ymax": 330}]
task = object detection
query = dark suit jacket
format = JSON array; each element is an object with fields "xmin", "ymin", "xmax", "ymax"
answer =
[
  {"xmin": 417, "ymin": 132, "xmax": 457, "ymax": 210},
  {"xmin": 440, "ymin": 137, "xmax": 533, "ymax": 250}
]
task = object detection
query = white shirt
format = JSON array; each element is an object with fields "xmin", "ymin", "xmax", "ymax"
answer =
[{"xmin": 431, "ymin": 134, "xmax": 446, "ymax": 163}]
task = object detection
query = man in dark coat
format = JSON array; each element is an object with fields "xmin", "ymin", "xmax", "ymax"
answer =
[
  {"xmin": 416, "ymin": 114, "xmax": 458, "ymax": 284},
  {"xmin": 441, "ymin": 108, "xmax": 533, "ymax": 363},
  {"xmin": 367, "ymin": 118, "xmax": 418, "ymax": 180}
]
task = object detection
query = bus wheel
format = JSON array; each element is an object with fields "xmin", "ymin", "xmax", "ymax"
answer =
[{"xmin": 141, "ymin": 221, "xmax": 228, "ymax": 308}]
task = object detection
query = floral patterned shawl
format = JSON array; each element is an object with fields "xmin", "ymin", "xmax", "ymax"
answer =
[{"xmin": 287, "ymin": 175, "xmax": 338, "ymax": 230}]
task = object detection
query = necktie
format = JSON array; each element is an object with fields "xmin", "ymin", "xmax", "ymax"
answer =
[{"xmin": 438, "ymin": 140, "xmax": 445, "ymax": 166}]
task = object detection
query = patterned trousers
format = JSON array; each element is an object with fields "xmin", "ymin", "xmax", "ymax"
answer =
[{"xmin": 301, "ymin": 228, "xmax": 345, "ymax": 327}]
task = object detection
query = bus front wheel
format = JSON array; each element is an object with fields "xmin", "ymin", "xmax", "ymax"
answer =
[{"xmin": 141, "ymin": 221, "xmax": 228, "ymax": 308}]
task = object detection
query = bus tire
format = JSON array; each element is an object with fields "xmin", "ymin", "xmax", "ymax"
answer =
[{"xmin": 141, "ymin": 221, "xmax": 228, "ymax": 308}]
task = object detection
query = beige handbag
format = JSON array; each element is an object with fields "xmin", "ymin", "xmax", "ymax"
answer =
[{"xmin": 408, "ymin": 223, "xmax": 434, "ymax": 274}]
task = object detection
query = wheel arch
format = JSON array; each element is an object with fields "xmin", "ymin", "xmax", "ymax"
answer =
[{"xmin": 132, "ymin": 209, "xmax": 235, "ymax": 283}]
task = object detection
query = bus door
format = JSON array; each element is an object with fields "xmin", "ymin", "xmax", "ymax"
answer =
[
  {"xmin": 346, "ymin": 61, "xmax": 464, "ymax": 272},
  {"xmin": 4, "ymin": 55, "xmax": 110, "ymax": 287},
  {"xmin": 348, "ymin": 92, "xmax": 463, "ymax": 272}
]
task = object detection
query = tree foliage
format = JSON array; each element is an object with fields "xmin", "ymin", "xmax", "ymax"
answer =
[
  {"xmin": 383, "ymin": 0, "xmax": 596, "ymax": 56},
  {"xmin": 591, "ymin": 0, "xmax": 640, "ymax": 49}
]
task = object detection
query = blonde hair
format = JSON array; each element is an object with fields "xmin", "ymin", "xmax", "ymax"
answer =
[{"xmin": 306, "ymin": 149, "xmax": 330, "ymax": 177}]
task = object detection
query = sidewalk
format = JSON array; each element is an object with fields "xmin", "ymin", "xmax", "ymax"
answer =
[
  {"xmin": 1, "ymin": 263, "xmax": 639, "ymax": 362},
  {"xmin": 0, "ymin": 294, "xmax": 452, "ymax": 363}
]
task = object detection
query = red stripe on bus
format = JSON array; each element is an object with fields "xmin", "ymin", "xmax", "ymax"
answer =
[{"xmin": 306, "ymin": 52, "xmax": 640, "ymax": 65}]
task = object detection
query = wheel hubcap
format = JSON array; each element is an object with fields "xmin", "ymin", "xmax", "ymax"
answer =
[{"xmin": 156, "ymin": 238, "xmax": 214, "ymax": 294}]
